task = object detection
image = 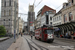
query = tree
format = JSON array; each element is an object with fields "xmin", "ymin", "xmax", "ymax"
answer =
[{"xmin": 0, "ymin": 25, "xmax": 6, "ymax": 37}]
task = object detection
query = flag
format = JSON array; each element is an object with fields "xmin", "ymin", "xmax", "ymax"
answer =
[{"xmin": 71, "ymin": 15, "xmax": 73, "ymax": 20}]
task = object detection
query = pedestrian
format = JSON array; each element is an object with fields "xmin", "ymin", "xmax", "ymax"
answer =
[
  {"xmin": 71, "ymin": 31, "xmax": 74, "ymax": 39},
  {"xmin": 31, "ymin": 34, "xmax": 33, "ymax": 39},
  {"xmin": 65, "ymin": 32, "xmax": 68, "ymax": 38},
  {"xmin": 21, "ymin": 33, "xmax": 22, "ymax": 37}
]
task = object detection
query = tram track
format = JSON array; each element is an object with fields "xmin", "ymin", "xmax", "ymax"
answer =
[
  {"xmin": 29, "ymin": 38, "xmax": 49, "ymax": 50},
  {"xmin": 24, "ymin": 36, "xmax": 49, "ymax": 50}
]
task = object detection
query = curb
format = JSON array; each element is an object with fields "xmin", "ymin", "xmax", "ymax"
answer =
[{"xmin": 0, "ymin": 37, "xmax": 10, "ymax": 42}]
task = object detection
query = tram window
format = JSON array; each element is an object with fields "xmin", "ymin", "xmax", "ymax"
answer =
[{"xmin": 45, "ymin": 30, "xmax": 53, "ymax": 34}]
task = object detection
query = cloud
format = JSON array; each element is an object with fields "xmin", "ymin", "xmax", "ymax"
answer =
[{"xmin": 0, "ymin": 0, "xmax": 67, "ymax": 21}]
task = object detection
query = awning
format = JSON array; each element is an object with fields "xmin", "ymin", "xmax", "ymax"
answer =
[{"xmin": 54, "ymin": 21, "xmax": 75, "ymax": 31}]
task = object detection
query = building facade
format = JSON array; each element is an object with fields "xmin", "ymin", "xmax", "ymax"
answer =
[
  {"xmin": 23, "ymin": 22, "xmax": 28, "ymax": 33},
  {"xmin": 19, "ymin": 17, "xmax": 24, "ymax": 33},
  {"xmin": 41, "ymin": 10, "xmax": 55, "ymax": 27},
  {"xmin": 0, "ymin": 0, "xmax": 18, "ymax": 34},
  {"xmin": 54, "ymin": 0, "xmax": 75, "ymax": 35},
  {"xmin": 28, "ymin": 4, "xmax": 35, "ymax": 34},
  {"xmin": 52, "ymin": 11, "xmax": 62, "ymax": 26},
  {"xmin": 36, "ymin": 5, "xmax": 56, "ymax": 29}
]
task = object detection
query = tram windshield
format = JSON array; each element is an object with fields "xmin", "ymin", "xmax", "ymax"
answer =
[{"xmin": 45, "ymin": 30, "xmax": 53, "ymax": 34}]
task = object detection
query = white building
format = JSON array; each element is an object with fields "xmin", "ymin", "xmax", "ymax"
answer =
[
  {"xmin": 52, "ymin": 11, "xmax": 62, "ymax": 26},
  {"xmin": 41, "ymin": 11, "xmax": 55, "ymax": 27},
  {"xmin": 36, "ymin": 5, "xmax": 56, "ymax": 28}
]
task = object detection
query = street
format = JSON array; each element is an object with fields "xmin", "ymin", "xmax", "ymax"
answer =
[
  {"xmin": 0, "ymin": 37, "xmax": 14, "ymax": 50},
  {"xmin": 23, "ymin": 35, "xmax": 75, "ymax": 50}
]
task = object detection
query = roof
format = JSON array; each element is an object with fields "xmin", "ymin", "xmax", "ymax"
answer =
[
  {"xmin": 54, "ymin": 9, "xmax": 62, "ymax": 16},
  {"xmin": 37, "ymin": 5, "xmax": 56, "ymax": 17}
]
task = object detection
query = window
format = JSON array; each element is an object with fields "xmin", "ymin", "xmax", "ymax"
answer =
[
  {"xmin": 45, "ymin": 30, "xmax": 53, "ymax": 34},
  {"xmin": 46, "ymin": 15, "xmax": 49, "ymax": 24},
  {"xmin": 69, "ymin": 12, "xmax": 73, "ymax": 21},
  {"xmin": 69, "ymin": 2, "xmax": 71, "ymax": 6},
  {"xmin": 55, "ymin": 18, "xmax": 56, "ymax": 21},
  {"xmin": 4, "ymin": 1, "xmax": 6, "ymax": 7},
  {"xmin": 50, "ymin": 17, "xmax": 52, "ymax": 20},
  {"xmin": 72, "ymin": 0, "xmax": 73, "ymax": 3},
  {"xmin": 9, "ymin": 0, "xmax": 11, "ymax": 6},
  {"xmin": 50, "ymin": 22, "xmax": 52, "ymax": 25},
  {"xmin": 63, "ymin": 5, "xmax": 66, "ymax": 8},
  {"xmin": 4, "ymin": 22, "xmax": 5, "ymax": 26},
  {"xmin": 4, "ymin": 10, "xmax": 6, "ymax": 16},
  {"xmin": 64, "ymin": 14, "xmax": 67, "ymax": 22},
  {"xmin": 57, "ymin": 17, "xmax": 59, "ymax": 20},
  {"xmin": 9, "ymin": 22, "xmax": 10, "ymax": 27},
  {"xmin": 9, "ymin": 10, "xmax": 11, "ymax": 15},
  {"xmin": 9, "ymin": 19, "xmax": 10, "ymax": 21},
  {"xmin": 4, "ymin": 19, "xmax": 5, "ymax": 21},
  {"xmin": 59, "ymin": 16, "xmax": 61, "ymax": 20}
]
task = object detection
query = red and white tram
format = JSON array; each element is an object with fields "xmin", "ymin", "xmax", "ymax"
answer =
[{"xmin": 35, "ymin": 25, "xmax": 54, "ymax": 42}]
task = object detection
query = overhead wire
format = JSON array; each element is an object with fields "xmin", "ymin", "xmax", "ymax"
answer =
[{"xmin": 35, "ymin": 0, "xmax": 43, "ymax": 8}]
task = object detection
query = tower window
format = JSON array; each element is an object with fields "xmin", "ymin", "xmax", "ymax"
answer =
[
  {"xmin": 4, "ymin": 19, "xmax": 5, "ymax": 21},
  {"xmin": 9, "ymin": 19, "xmax": 10, "ymax": 21},
  {"xmin": 9, "ymin": 10, "xmax": 11, "ymax": 15},
  {"xmin": 9, "ymin": 0, "xmax": 11, "ymax": 6},
  {"xmin": 4, "ymin": 1, "xmax": 6, "ymax": 7},
  {"xmin": 4, "ymin": 10, "xmax": 6, "ymax": 16}
]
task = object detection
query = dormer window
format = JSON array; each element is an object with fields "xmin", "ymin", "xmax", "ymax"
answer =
[
  {"xmin": 69, "ymin": 2, "xmax": 71, "ymax": 6},
  {"xmin": 63, "ymin": 5, "xmax": 66, "ymax": 8}
]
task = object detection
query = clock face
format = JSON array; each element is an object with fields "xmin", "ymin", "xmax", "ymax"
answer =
[{"xmin": 30, "ymin": 7, "xmax": 33, "ymax": 11}]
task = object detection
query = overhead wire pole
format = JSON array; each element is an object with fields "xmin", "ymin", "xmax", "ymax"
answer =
[{"xmin": 14, "ymin": 0, "xmax": 17, "ymax": 43}]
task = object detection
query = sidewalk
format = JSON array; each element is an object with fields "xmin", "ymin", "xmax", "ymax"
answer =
[
  {"xmin": 0, "ymin": 37, "xmax": 9, "ymax": 42},
  {"xmin": 7, "ymin": 35, "xmax": 30, "ymax": 50}
]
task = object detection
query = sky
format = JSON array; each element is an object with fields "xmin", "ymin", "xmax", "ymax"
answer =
[{"xmin": 0, "ymin": 0, "xmax": 68, "ymax": 21}]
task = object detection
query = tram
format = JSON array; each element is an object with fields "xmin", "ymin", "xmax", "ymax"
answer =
[{"xmin": 35, "ymin": 25, "xmax": 54, "ymax": 42}]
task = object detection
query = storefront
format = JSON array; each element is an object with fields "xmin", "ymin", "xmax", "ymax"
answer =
[{"xmin": 54, "ymin": 21, "xmax": 75, "ymax": 38}]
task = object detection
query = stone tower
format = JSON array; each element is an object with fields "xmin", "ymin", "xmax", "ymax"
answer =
[
  {"xmin": 28, "ymin": 4, "xmax": 35, "ymax": 34},
  {"xmin": 0, "ymin": 0, "xmax": 18, "ymax": 34}
]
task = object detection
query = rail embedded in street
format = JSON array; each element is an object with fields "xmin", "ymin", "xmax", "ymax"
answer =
[{"xmin": 24, "ymin": 36, "xmax": 49, "ymax": 50}]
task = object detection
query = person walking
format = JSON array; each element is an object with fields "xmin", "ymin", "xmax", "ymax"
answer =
[
  {"xmin": 65, "ymin": 32, "xmax": 68, "ymax": 38},
  {"xmin": 31, "ymin": 34, "xmax": 33, "ymax": 39},
  {"xmin": 71, "ymin": 31, "xmax": 74, "ymax": 39},
  {"xmin": 21, "ymin": 33, "xmax": 22, "ymax": 37}
]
